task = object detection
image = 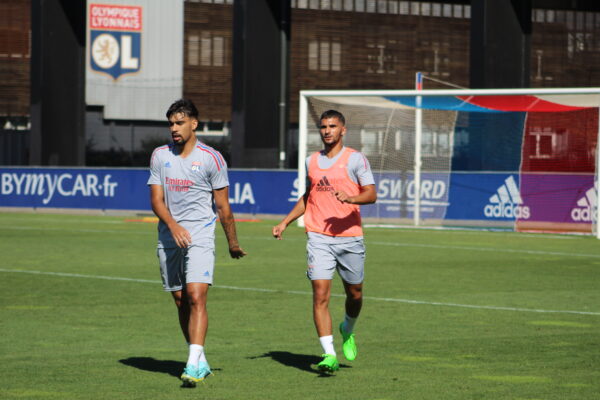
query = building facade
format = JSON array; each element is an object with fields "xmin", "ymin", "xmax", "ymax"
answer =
[{"xmin": 2, "ymin": 0, "xmax": 600, "ymax": 165}]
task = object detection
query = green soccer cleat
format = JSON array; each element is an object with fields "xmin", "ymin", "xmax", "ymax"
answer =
[
  {"xmin": 339, "ymin": 322, "xmax": 357, "ymax": 361},
  {"xmin": 317, "ymin": 354, "xmax": 339, "ymax": 373}
]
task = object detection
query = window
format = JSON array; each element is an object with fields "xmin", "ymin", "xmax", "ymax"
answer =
[
  {"xmin": 188, "ymin": 35, "xmax": 200, "ymax": 66},
  {"xmin": 309, "ymin": 40, "xmax": 342, "ymax": 71},
  {"xmin": 452, "ymin": 4, "xmax": 462, "ymax": 18},
  {"xmin": 319, "ymin": 42, "xmax": 330, "ymax": 70},
  {"xmin": 366, "ymin": 0, "xmax": 376, "ymax": 13},
  {"xmin": 528, "ymin": 128, "xmax": 564, "ymax": 159},
  {"xmin": 399, "ymin": 1, "xmax": 409, "ymax": 15},
  {"xmin": 422, "ymin": 128, "xmax": 451, "ymax": 156},
  {"xmin": 443, "ymin": 4, "xmax": 452, "ymax": 17},
  {"xmin": 411, "ymin": 1, "xmax": 419, "ymax": 15},
  {"xmin": 189, "ymin": 32, "xmax": 227, "ymax": 67}
]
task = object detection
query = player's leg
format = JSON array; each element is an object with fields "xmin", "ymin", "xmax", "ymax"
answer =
[
  {"xmin": 336, "ymin": 240, "xmax": 365, "ymax": 361},
  {"xmin": 180, "ymin": 245, "xmax": 215, "ymax": 386},
  {"xmin": 158, "ymin": 247, "xmax": 189, "ymax": 341},
  {"xmin": 158, "ymin": 247, "xmax": 203, "ymax": 386},
  {"xmin": 186, "ymin": 282, "xmax": 209, "ymax": 345},
  {"xmin": 170, "ymin": 289, "xmax": 190, "ymax": 343},
  {"xmin": 306, "ymin": 239, "xmax": 339, "ymax": 372},
  {"xmin": 311, "ymin": 279, "xmax": 333, "ymax": 338},
  {"xmin": 342, "ymin": 280, "xmax": 363, "ymax": 325},
  {"xmin": 312, "ymin": 279, "xmax": 339, "ymax": 372}
]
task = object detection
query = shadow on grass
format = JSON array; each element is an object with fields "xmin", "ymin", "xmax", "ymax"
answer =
[
  {"xmin": 249, "ymin": 351, "xmax": 350, "ymax": 377},
  {"xmin": 119, "ymin": 357, "xmax": 185, "ymax": 378}
]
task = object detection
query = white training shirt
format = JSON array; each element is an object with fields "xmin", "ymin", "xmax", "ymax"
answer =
[{"xmin": 147, "ymin": 142, "xmax": 229, "ymax": 248}]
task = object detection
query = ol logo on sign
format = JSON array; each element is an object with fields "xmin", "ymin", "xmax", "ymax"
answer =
[{"xmin": 89, "ymin": 4, "xmax": 142, "ymax": 80}]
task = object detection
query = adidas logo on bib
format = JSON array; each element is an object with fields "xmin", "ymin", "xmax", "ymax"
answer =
[
  {"xmin": 316, "ymin": 176, "xmax": 335, "ymax": 192},
  {"xmin": 483, "ymin": 176, "xmax": 530, "ymax": 219}
]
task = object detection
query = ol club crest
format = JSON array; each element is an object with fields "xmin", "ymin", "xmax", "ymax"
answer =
[{"xmin": 89, "ymin": 4, "xmax": 142, "ymax": 80}]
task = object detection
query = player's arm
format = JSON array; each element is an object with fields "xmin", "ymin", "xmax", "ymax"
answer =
[
  {"xmin": 272, "ymin": 192, "xmax": 308, "ymax": 240},
  {"xmin": 150, "ymin": 184, "xmax": 191, "ymax": 248},
  {"xmin": 213, "ymin": 186, "xmax": 246, "ymax": 259},
  {"xmin": 334, "ymin": 184, "xmax": 377, "ymax": 205}
]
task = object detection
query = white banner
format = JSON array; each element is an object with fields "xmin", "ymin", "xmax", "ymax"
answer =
[{"xmin": 85, "ymin": 0, "xmax": 183, "ymax": 121}]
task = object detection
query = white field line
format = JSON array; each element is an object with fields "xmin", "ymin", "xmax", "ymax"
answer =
[
  {"xmin": 369, "ymin": 241, "xmax": 600, "ymax": 259},
  {"xmin": 1, "ymin": 268, "xmax": 598, "ymax": 316}
]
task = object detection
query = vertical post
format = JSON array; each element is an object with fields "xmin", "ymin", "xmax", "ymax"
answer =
[
  {"xmin": 231, "ymin": 0, "xmax": 290, "ymax": 168},
  {"xmin": 297, "ymin": 92, "xmax": 308, "ymax": 228},
  {"xmin": 596, "ymin": 95, "xmax": 600, "ymax": 239},
  {"xmin": 30, "ymin": 0, "xmax": 86, "ymax": 166},
  {"xmin": 414, "ymin": 72, "xmax": 423, "ymax": 226},
  {"xmin": 278, "ymin": 0, "xmax": 289, "ymax": 169}
]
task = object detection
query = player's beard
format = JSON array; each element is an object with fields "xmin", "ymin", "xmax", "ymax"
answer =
[{"xmin": 172, "ymin": 135, "xmax": 186, "ymax": 146}]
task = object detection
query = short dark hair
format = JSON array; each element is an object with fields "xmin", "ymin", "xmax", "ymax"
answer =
[
  {"xmin": 319, "ymin": 109, "xmax": 345, "ymax": 125},
  {"xmin": 166, "ymin": 99, "xmax": 199, "ymax": 120}
]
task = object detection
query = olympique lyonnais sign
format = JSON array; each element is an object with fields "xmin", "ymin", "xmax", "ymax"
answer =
[{"xmin": 89, "ymin": 4, "xmax": 142, "ymax": 80}]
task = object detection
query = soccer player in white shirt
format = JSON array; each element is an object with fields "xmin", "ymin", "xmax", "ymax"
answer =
[{"xmin": 148, "ymin": 99, "xmax": 246, "ymax": 387}]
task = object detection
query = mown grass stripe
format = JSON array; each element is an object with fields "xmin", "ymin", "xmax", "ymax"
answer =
[{"xmin": 1, "ymin": 268, "xmax": 598, "ymax": 316}]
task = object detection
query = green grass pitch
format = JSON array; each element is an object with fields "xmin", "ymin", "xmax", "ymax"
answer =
[{"xmin": 0, "ymin": 212, "xmax": 599, "ymax": 399}]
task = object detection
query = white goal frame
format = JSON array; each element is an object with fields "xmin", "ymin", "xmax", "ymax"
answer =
[{"xmin": 298, "ymin": 88, "xmax": 600, "ymax": 238}]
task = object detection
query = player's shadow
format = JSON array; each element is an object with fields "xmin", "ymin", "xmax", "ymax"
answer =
[
  {"xmin": 249, "ymin": 351, "xmax": 350, "ymax": 376},
  {"xmin": 119, "ymin": 357, "xmax": 185, "ymax": 378}
]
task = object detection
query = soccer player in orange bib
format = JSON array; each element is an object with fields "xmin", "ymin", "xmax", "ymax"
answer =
[{"xmin": 273, "ymin": 110, "xmax": 377, "ymax": 373}]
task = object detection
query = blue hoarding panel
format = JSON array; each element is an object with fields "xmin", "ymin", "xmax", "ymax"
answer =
[
  {"xmin": 227, "ymin": 170, "xmax": 298, "ymax": 215},
  {"xmin": 0, "ymin": 168, "xmax": 150, "ymax": 210},
  {"xmin": 0, "ymin": 167, "xmax": 300, "ymax": 215},
  {"xmin": 1, "ymin": 168, "xmax": 592, "ymax": 227}
]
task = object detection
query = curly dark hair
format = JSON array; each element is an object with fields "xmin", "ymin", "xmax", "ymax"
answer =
[{"xmin": 166, "ymin": 99, "xmax": 199, "ymax": 120}]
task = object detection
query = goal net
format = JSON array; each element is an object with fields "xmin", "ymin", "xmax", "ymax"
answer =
[{"xmin": 298, "ymin": 88, "xmax": 600, "ymax": 236}]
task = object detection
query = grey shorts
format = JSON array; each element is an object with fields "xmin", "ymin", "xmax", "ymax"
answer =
[
  {"xmin": 157, "ymin": 243, "xmax": 215, "ymax": 291},
  {"xmin": 306, "ymin": 238, "xmax": 365, "ymax": 284}
]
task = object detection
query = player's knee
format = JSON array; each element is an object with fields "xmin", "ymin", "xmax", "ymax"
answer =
[
  {"xmin": 186, "ymin": 292, "xmax": 207, "ymax": 309},
  {"xmin": 347, "ymin": 286, "xmax": 363, "ymax": 302},
  {"xmin": 313, "ymin": 293, "xmax": 330, "ymax": 308}
]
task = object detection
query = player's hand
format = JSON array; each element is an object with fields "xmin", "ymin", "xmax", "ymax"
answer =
[
  {"xmin": 229, "ymin": 246, "xmax": 247, "ymax": 259},
  {"xmin": 334, "ymin": 190, "xmax": 353, "ymax": 204},
  {"xmin": 272, "ymin": 223, "xmax": 287, "ymax": 240},
  {"xmin": 169, "ymin": 223, "xmax": 192, "ymax": 248}
]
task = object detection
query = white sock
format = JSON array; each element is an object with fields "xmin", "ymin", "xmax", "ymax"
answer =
[
  {"xmin": 199, "ymin": 351, "xmax": 208, "ymax": 364},
  {"xmin": 342, "ymin": 314, "xmax": 357, "ymax": 333},
  {"xmin": 319, "ymin": 335, "xmax": 336, "ymax": 356},
  {"xmin": 187, "ymin": 344, "xmax": 203, "ymax": 367}
]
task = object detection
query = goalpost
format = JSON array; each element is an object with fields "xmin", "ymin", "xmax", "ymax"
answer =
[{"xmin": 298, "ymin": 87, "xmax": 600, "ymax": 237}]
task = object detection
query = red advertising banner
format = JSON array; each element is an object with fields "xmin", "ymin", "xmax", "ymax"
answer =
[{"xmin": 90, "ymin": 4, "xmax": 142, "ymax": 31}]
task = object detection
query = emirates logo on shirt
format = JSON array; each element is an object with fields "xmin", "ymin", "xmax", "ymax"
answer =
[{"xmin": 315, "ymin": 176, "xmax": 335, "ymax": 192}]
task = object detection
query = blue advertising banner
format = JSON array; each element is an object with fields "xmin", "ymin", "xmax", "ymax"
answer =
[
  {"xmin": 0, "ymin": 168, "xmax": 299, "ymax": 215},
  {"xmin": 362, "ymin": 172, "xmax": 451, "ymax": 220},
  {"xmin": 0, "ymin": 168, "xmax": 593, "ymax": 227},
  {"xmin": 227, "ymin": 170, "xmax": 298, "ymax": 215},
  {"xmin": 0, "ymin": 168, "xmax": 150, "ymax": 210}
]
